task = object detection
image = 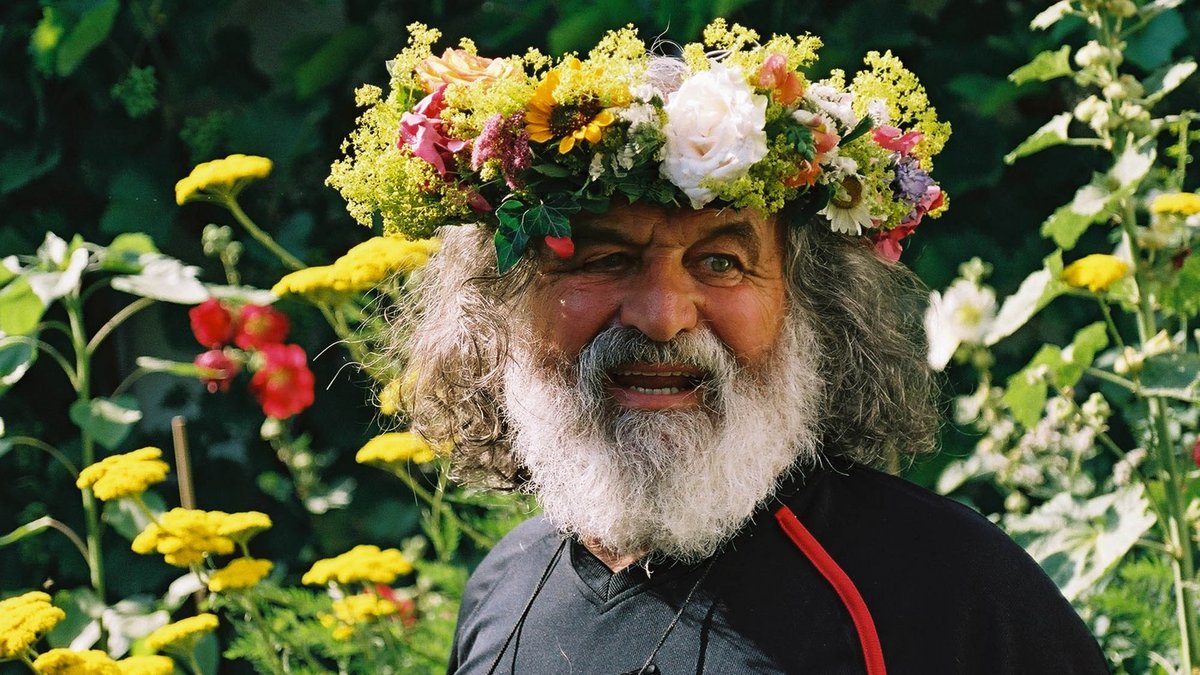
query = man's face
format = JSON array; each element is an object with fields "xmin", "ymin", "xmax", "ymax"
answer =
[{"xmin": 525, "ymin": 202, "xmax": 789, "ymax": 409}]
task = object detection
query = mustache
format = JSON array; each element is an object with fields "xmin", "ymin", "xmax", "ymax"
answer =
[{"xmin": 573, "ymin": 327, "xmax": 738, "ymax": 400}]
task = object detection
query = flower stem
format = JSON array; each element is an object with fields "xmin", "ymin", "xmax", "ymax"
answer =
[
  {"xmin": 240, "ymin": 595, "xmax": 289, "ymax": 675},
  {"xmin": 65, "ymin": 293, "xmax": 106, "ymax": 606},
  {"xmin": 2, "ymin": 335, "xmax": 78, "ymax": 389},
  {"xmin": 10, "ymin": 437, "xmax": 79, "ymax": 478},
  {"xmin": 86, "ymin": 296, "xmax": 155, "ymax": 356},
  {"xmin": 220, "ymin": 196, "xmax": 305, "ymax": 271},
  {"xmin": 390, "ymin": 468, "xmax": 494, "ymax": 550},
  {"xmin": 1118, "ymin": 203, "xmax": 1200, "ymax": 669}
]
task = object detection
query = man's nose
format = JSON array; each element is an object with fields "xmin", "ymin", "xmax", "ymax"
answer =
[{"xmin": 618, "ymin": 260, "xmax": 700, "ymax": 342}]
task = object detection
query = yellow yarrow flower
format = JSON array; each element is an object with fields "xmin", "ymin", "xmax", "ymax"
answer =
[
  {"xmin": 0, "ymin": 591, "xmax": 65, "ymax": 659},
  {"xmin": 332, "ymin": 594, "xmax": 399, "ymax": 624},
  {"xmin": 1063, "ymin": 254, "xmax": 1130, "ymax": 292},
  {"xmin": 272, "ymin": 236, "xmax": 440, "ymax": 302},
  {"xmin": 207, "ymin": 557, "xmax": 273, "ymax": 592},
  {"xmin": 76, "ymin": 447, "xmax": 170, "ymax": 501},
  {"xmin": 356, "ymin": 432, "xmax": 437, "ymax": 466},
  {"xmin": 144, "ymin": 613, "xmax": 218, "ymax": 654},
  {"xmin": 1150, "ymin": 192, "xmax": 1200, "ymax": 216},
  {"xmin": 175, "ymin": 154, "xmax": 272, "ymax": 205},
  {"xmin": 32, "ymin": 649, "xmax": 121, "ymax": 674},
  {"xmin": 115, "ymin": 655, "xmax": 175, "ymax": 675},
  {"xmin": 131, "ymin": 508, "xmax": 235, "ymax": 567},
  {"xmin": 302, "ymin": 545, "xmax": 414, "ymax": 586},
  {"xmin": 217, "ymin": 511, "xmax": 272, "ymax": 545}
]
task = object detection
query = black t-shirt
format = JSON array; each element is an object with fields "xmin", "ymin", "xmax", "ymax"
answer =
[{"xmin": 449, "ymin": 463, "xmax": 1109, "ymax": 674}]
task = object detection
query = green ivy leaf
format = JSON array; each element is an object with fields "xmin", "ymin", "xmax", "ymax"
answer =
[
  {"xmin": 55, "ymin": 0, "xmax": 121, "ymax": 77},
  {"xmin": 0, "ymin": 277, "xmax": 46, "ymax": 337},
  {"xmin": 69, "ymin": 395, "xmax": 142, "ymax": 451},
  {"xmin": 493, "ymin": 229, "xmax": 525, "ymax": 275},
  {"xmin": 1005, "ymin": 112, "xmax": 1073, "ymax": 164},
  {"xmin": 524, "ymin": 201, "xmax": 576, "ymax": 238},
  {"xmin": 1009, "ymin": 46, "xmax": 1073, "ymax": 85}
]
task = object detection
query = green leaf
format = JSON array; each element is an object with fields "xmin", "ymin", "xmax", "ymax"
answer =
[
  {"xmin": 104, "ymin": 489, "xmax": 164, "ymax": 541},
  {"xmin": 55, "ymin": 0, "xmax": 120, "ymax": 77},
  {"xmin": 47, "ymin": 588, "xmax": 105, "ymax": 650},
  {"xmin": 1140, "ymin": 352, "xmax": 1200, "ymax": 400},
  {"xmin": 1005, "ymin": 484, "xmax": 1156, "ymax": 601},
  {"xmin": 29, "ymin": 7, "xmax": 65, "ymax": 75},
  {"xmin": 1004, "ymin": 345, "xmax": 1063, "ymax": 427},
  {"xmin": 1125, "ymin": 7, "xmax": 1186, "ymax": 71},
  {"xmin": 1144, "ymin": 58, "xmax": 1197, "ymax": 105},
  {"xmin": 1005, "ymin": 112, "xmax": 1072, "ymax": 164},
  {"xmin": 1040, "ymin": 184, "xmax": 1116, "ymax": 250},
  {"xmin": 1108, "ymin": 140, "xmax": 1155, "ymax": 188},
  {"xmin": 99, "ymin": 232, "xmax": 159, "ymax": 273},
  {"xmin": 1059, "ymin": 322, "xmax": 1108, "ymax": 387},
  {"xmin": 1160, "ymin": 252, "xmax": 1200, "ymax": 317},
  {"xmin": 0, "ymin": 142, "xmax": 62, "ymax": 195},
  {"xmin": 69, "ymin": 395, "xmax": 142, "ymax": 451},
  {"xmin": 0, "ymin": 277, "xmax": 46, "ymax": 336},
  {"xmin": 533, "ymin": 163, "xmax": 572, "ymax": 178},
  {"xmin": 493, "ymin": 229, "xmax": 525, "ymax": 275},
  {"xmin": 841, "ymin": 116, "xmax": 873, "ymax": 146},
  {"xmin": 984, "ymin": 251, "xmax": 1066, "ymax": 344},
  {"xmin": 1009, "ymin": 46, "xmax": 1073, "ymax": 85},
  {"xmin": 524, "ymin": 201, "xmax": 575, "ymax": 238},
  {"xmin": 0, "ymin": 335, "xmax": 38, "ymax": 394}
]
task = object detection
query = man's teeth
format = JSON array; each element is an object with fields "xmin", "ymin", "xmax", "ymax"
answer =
[
  {"xmin": 628, "ymin": 386, "xmax": 687, "ymax": 395},
  {"xmin": 614, "ymin": 370, "xmax": 693, "ymax": 377}
]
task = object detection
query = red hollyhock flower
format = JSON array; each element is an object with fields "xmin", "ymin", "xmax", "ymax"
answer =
[
  {"xmin": 194, "ymin": 349, "xmax": 240, "ymax": 393},
  {"xmin": 235, "ymin": 304, "xmax": 290, "ymax": 350},
  {"xmin": 1192, "ymin": 437, "xmax": 1200, "ymax": 469},
  {"xmin": 249, "ymin": 343, "xmax": 314, "ymax": 419},
  {"xmin": 189, "ymin": 298, "xmax": 236, "ymax": 348}
]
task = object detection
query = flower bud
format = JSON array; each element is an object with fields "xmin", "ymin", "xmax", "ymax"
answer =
[
  {"xmin": 1075, "ymin": 41, "xmax": 1120, "ymax": 68},
  {"xmin": 1005, "ymin": 491, "xmax": 1029, "ymax": 513},
  {"xmin": 1073, "ymin": 95, "xmax": 1106, "ymax": 123},
  {"xmin": 1107, "ymin": 0, "xmax": 1137, "ymax": 18}
]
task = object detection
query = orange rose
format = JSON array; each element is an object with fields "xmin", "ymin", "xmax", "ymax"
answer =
[{"xmin": 415, "ymin": 48, "xmax": 518, "ymax": 93}]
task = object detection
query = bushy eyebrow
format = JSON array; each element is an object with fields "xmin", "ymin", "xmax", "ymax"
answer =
[{"xmin": 571, "ymin": 220, "xmax": 763, "ymax": 262}]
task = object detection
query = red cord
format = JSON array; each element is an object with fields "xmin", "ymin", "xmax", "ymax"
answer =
[{"xmin": 774, "ymin": 505, "xmax": 887, "ymax": 675}]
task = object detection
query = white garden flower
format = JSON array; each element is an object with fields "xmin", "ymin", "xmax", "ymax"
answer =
[
  {"xmin": 660, "ymin": 64, "xmax": 768, "ymax": 208},
  {"xmin": 818, "ymin": 192, "xmax": 874, "ymax": 235},
  {"xmin": 925, "ymin": 278, "xmax": 998, "ymax": 370},
  {"xmin": 805, "ymin": 82, "xmax": 856, "ymax": 129}
]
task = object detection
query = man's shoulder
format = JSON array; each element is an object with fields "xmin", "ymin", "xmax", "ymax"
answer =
[{"xmin": 461, "ymin": 514, "xmax": 559, "ymax": 603}]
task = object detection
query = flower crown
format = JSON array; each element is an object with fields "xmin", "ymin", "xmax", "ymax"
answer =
[{"xmin": 328, "ymin": 21, "xmax": 950, "ymax": 272}]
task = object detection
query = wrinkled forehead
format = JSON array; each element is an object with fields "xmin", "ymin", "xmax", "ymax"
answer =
[{"xmin": 569, "ymin": 203, "xmax": 785, "ymax": 254}]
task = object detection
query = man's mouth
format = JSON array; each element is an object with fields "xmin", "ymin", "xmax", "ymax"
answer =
[{"xmin": 606, "ymin": 364, "xmax": 706, "ymax": 406}]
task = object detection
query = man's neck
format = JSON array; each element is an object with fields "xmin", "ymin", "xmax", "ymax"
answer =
[{"xmin": 582, "ymin": 538, "xmax": 646, "ymax": 573}]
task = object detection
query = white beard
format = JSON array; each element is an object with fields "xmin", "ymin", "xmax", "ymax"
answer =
[{"xmin": 502, "ymin": 318, "xmax": 823, "ymax": 562}]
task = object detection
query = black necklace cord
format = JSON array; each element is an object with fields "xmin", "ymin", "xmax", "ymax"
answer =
[
  {"xmin": 634, "ymin": 554, "xmax": 719, "ymax": 674},
  {"xmin": 485, "ymin": 537, "xmax": 568, "ymax": 675}
]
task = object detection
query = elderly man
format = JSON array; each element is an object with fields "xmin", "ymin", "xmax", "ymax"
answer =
[{"xmin": 331, "ymin": 22, "xmax": 1108, "ymax": 674}]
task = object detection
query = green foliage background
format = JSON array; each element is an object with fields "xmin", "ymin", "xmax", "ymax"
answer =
[{"xmin": 1, "ymin": 0, "xmax": 1197, "ymax": 671}]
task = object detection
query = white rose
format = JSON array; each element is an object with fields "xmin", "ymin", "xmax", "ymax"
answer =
[{"xmin": 660, "ymin": 64, "xmax": 768, "ymax": 208}]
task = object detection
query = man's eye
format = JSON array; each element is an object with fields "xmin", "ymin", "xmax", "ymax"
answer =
[
  {"xmin": 584, "ymin": 253, "xmax": 632, "ymax": 271},
  {"xmin": 702, "ymin": 255, "xmax": 737, "ymax": 274}
]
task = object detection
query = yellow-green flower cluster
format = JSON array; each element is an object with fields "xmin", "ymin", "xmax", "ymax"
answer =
[
  {"xmin": 145, "ymin": 614, "xmax": 219, "ymax": 654},
  {"xmin": 0, "ymin": 591, "xmax": 65, "ymax": 660},
  {"xmin": 175, "ymin": 154, "xmax": 272, "ymax": 205},
  {"xmin": 303, "ymin": 545, "xmax": 414, "ymax": 586},
  {"xmin": 207, "ymin": 557, "xmax": 273, "ymax": 592},
  {"xmin": 271, "ymin": 236, "xmax": 440, "ymax": 303},
  {"xmin": 1150, "ymin": 192, "xmax": 1200, "ymax": 216},
  {"xmin": 851, "ymin": 51, "xmax": 951, "ymax": 166},
  {"xmin": 76, "ymin": 447, "xmax": 169, "ymax": 501},
  {"xmin": 1063, "ymin": 254, "xmax": 1130, "ymax": 291},
  {"xmin": 356, "ymin": 431, "xmax": 438, "ymax": 466},
  {"xmin": 32, "ymin": 648, "xmax": 120, "ymax": 674},
  {"xmin": 133, "ymin": 509, "xmax": 240, "ymax": 566}
]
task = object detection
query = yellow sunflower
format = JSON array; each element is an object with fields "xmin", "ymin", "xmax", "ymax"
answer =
[{"xmin": 525, "ymin": 61, "xmax": 615, "ymax": 154}]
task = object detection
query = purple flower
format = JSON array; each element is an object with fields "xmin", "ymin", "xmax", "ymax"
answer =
[
  {"xmin": 892, "ymin": 155, "xmax": 934, "ymax": 205},
  {"xmin": 471, "ymin": 112, "xmax": 531, "ymax": 189}
]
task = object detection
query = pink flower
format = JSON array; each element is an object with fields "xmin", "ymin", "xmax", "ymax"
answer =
[
  {"xmin": 194, "ymin": 349, "xmax": 240, "ymax": 393},
  {"xmin": 235, "ymin": 305, "xmax": 290, "ymax": 350},
  {"xmin": 189, "ymin": 298, "xmax": 235, "ymax": 348},
  {"xmin": 873, "ymin": 125, "xmax": 923, "ymax": 155},
  {"xmin": 398, "ymin": 85, "xmax": 468, "ymax": 177},
  {"xmin": 470, "ymin": 112, "xmax": 531, "ymax": 189},
  {"xmin": 870, "ymin": 223, "xmax": 917, "ymax": 263},
  {"xmin": 756, "ymin": 53, "xmax": 803, "ymax": 107},
  {"xmin": 249, "ymin": 343, "xmax": 315, "ymax": 419}
]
